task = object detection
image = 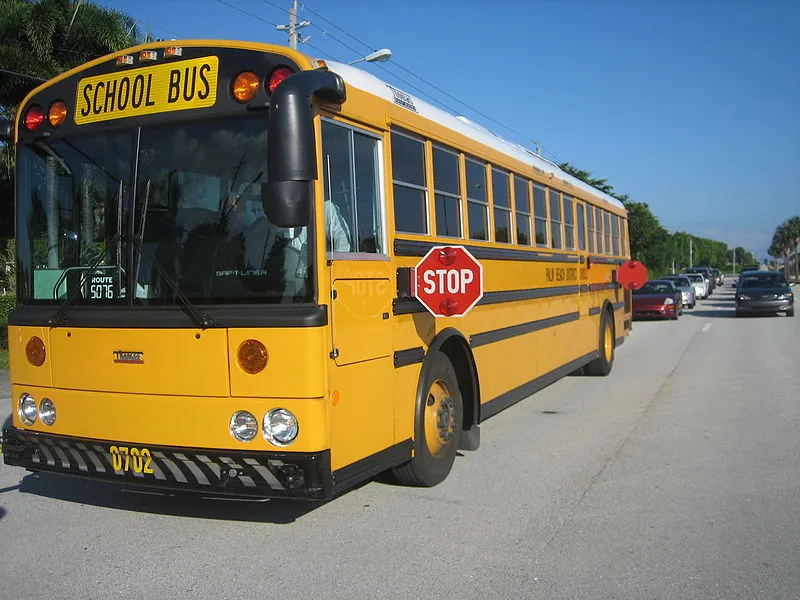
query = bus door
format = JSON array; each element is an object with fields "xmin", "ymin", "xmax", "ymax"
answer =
[{"xmin": 320, "ymin": 119, "xmax": 394, "ymax": 470}]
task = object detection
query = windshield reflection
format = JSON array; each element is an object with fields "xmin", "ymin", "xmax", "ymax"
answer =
[{"xmin": 16, "ymin": 116, "xmax": 314, "ymax": 306}]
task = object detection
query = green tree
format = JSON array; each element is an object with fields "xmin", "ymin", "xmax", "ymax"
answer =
[
  {"xmin": 624, "ymin": 201, "xmax": 669, "ymax": 271},
  {"xmin": 770, "ymin": 216, "xmax": 800, "ymax": 280},
  {"xmin": 559, "ymin": 162, "xmax": 615, "ymax": 195},
  {"xmin": 0, "ymin": 0, "xmax": 140, "ymax": 109},
  {"xmin": 0, "ymin": 0, "xmax": 142, "ymax": 247}
]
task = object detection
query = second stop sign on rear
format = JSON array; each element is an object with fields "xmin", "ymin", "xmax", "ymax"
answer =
[{"xmin": 414, "ymin": 246, "xmax": 484, "ymax": 317}]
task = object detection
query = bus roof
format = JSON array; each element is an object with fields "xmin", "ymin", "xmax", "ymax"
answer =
[{"xmin": 326, "ymin": 60, "xmax": 626, "ymax": 211}]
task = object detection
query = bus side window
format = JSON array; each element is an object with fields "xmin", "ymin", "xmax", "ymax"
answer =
[{"xmin": 321, "ymin": 120, "xmax": 384, "ymax": 255}]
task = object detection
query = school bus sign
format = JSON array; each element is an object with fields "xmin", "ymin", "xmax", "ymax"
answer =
[
  {"xmin": 74, "ymin": 56, "xmax": 219, "ymax": 125},
  {"xmin": 414, "ymin": 246, "xmax": 484, "ymax": 317}
]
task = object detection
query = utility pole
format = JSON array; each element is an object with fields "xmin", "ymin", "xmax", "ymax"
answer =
[
  {"xmin": 732, "ymin": 247, "xmax": 736, "ymax": 274},
  {"xmin": 276, "ymin": 0, "xmax": 310, "ymax": 50},
  {"xmin": 689, "ymin": 238, "xmax": 693, "ymax": 268}
]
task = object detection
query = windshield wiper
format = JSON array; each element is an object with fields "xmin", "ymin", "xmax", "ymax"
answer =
[
  {"xmin": 130, "ymin": 237, "xmax": 216, "ymax": 329},
  {"xmin": 49, "ymin": 181, "xmax": 125, "ymax": 327}
]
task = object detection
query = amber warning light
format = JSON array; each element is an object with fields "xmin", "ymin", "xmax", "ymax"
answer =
[{"xmin": 617, "ymin": 260, "xmax": 648, "ymax": 290}]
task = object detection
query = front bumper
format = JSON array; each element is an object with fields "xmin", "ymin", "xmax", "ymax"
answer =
[
  {"xmin": 736, "ymin": 300, "xmax": 793, "ymax": 313},
  {"xmin": 2, "ymin": 427, "xmax": 333, "ymax": 500},
  {"xmin": 633, "ymin": 304, "xmax": 677, "ymax": 319}
]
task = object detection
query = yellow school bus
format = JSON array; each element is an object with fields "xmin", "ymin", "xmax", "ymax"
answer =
[{"xmin": 1, "ymin": 40, "xmax": 631, "ymax": 499}]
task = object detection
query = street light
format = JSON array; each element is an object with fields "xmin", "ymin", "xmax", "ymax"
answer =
[{"xmin": 348, "ymin": 48, "xmax": 392, "ymax": 65}]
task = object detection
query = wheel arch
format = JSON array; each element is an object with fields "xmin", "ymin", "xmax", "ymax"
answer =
[
  {"xmin": 601, "ymin": 299, "xmax": 616, "ymax": 342},
  {"xmin": 423, "ymin": 327, "xmax": 481, "ymax": 431}
]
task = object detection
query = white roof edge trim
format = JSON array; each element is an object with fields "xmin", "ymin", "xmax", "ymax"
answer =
[{"xmin": 325, "ymin": 61, "xmax": 626, "ymax": 211}]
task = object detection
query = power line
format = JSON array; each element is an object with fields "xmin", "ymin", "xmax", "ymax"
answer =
[
  {"xmin": 0, "ymin": 69, "xmax": 45, "ymax": 84},
  {"xmin": 294, "ymin": 2, "xmax": 563, "ymax": 162},
  {"xmin": 131, "ymin": 18, "xmax": 185, "ymax": 40},
  {"xmin": 213, "ymin": 0, "xmax": 280, "ymax": 28}
]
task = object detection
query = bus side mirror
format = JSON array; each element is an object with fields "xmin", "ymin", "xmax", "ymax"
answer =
[
  {"xmin": 0, "ymin": 118, "xmax": 11, "ymax": 142},
  {"xmin": 262, "ymin": 70, "xmax": 346, "ymax": 228},
  {"xmin": 262, "ymin": 180, "xmax": 313, "ymax": 228}
]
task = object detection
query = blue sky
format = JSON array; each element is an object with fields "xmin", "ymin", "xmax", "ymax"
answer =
[{"xmin": 101, "ymin": 0, "xmax": 800, "ymax": 260}]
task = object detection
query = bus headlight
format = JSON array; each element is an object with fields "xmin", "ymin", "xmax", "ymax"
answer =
[
  {"xmin": 229, "ymin": 411, "xmax": 258, "ymax": 442},
  {"xmin": 19, "ymin": 393, "xmax": 37, "ymax": 426},
  {"xmin": 263, "ymin": 409, "xmax": 298, "ymax": 446},
  {"xmin": 39, "ymin": 398, "xmax": 57, "ymax": 426}
]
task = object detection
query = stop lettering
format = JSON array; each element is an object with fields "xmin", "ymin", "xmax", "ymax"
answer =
[{"xmin": 414, "ymin": 246, "xmax": 484, "ymax": 317}]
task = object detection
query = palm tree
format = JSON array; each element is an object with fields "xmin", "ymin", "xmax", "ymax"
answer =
[
  {"xmin": 1, "ymin": 0, "xmax": 141, "ymax": 112},
  {"xmin": 0, "ymin": 0, "xmax": 142, "ymax": 244},
  {"xmin": 784, "ymin": 216, "xmax": 800, "ymax": 281},
  {"xmin": 770, "ymin": 222, "xmax": 793, "ymax": 279}
]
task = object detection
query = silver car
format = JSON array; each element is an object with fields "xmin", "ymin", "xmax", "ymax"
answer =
[
  {"xmin": 682, "ymin": 272, "xmax": 708, "ymax": 300},
  {"xmin": 658, "ymin": 276, "xmax": 696, "ymax": 308}
]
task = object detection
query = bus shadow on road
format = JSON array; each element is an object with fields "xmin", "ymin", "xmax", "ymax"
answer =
[{"xmin": 15, "ymin": 471, "xmax": 329, "ymax": 523}]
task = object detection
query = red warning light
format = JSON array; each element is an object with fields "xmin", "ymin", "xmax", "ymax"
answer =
[{"xmin": 617, "ymin": 260, "xmax": 648, "ymax": 290}]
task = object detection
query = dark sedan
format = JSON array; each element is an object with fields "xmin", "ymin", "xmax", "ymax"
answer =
[
  {"xmin": 735, "ymin": 272, "xmax": 794, "ymax": 317},
  {"xmin": 633, "ymin": 280, "xmax": 682, "ymax": 320}
]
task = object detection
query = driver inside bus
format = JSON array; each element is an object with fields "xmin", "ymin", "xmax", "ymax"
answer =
[{"xmin": 233, "ymin": 195, "xmax": 352, "ymax": 273}]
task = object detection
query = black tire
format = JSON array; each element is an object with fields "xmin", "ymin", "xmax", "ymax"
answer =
[
  {"xmin": 690, "ymin": 302, "xmax": 695, "ymax": 309},
  {"xmin": 585, "ymin": 310, "xmax": 615, "ymax": 377},
  {"xmin": 788, "ymin": 307, "xmax": 795, "ymax": 317},
  {"xmin": 393, "ymin": 351, "xmax": 463, "ymax": 487},
  {"xmin": 735, "ymin": 310, "xmax": 742, "ymax": 318}
]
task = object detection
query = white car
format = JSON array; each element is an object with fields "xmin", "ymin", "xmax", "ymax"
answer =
[
  {"xmin": 683, "ymin": 272, "xmax": 708, "ymax": 299},
  {"xmin": 659, "ymin": 276, "xmax": 696, "ymax": 308}
]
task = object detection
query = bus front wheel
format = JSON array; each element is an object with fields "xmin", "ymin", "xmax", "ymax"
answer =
[
  {"xmin": 393, "ymin": 351, "xmax": 463, "ymax": 487},
  {"xmin": 585, "ymin": 310, "xmax": 615, "ymax": 377}
]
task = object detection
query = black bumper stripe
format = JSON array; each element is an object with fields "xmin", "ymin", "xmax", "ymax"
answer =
[{"xmin": 3, "ymin": 428, "xmax": 332, "ymax": 499}]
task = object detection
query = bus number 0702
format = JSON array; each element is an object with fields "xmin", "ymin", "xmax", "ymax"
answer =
[{"xmin": 109, "ymin": 445, "xmax": 154, "ymax": 474}]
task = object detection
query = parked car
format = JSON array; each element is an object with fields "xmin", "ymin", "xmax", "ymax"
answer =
[
  {"xmin": 735, "ymin": 272, "xmax": 794, "ymax": 317},
  {"xmin": 682, "ymin": 272, "xmax": 709, "ymax": 299},
  {"xmin": 632, "ymin": 280, "xmax": 682, "ymax": 320},
  {"xmin": 658, "ymin": 275, "xmax": 696, "ymax": 308},
  {"xmin": 685, "ymin": 267, "xmax": 716, "ymax": 294}
]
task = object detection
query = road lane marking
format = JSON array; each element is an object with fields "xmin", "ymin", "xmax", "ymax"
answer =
[{"xmin": 702, "ymin": 323, "xmax": 712, "ymax": 332}]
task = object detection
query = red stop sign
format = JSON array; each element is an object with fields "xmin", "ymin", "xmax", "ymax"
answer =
[
  {"xmin": 414, "ymin": 246, "xmax": 484, "ymax": 317},
  {"xmin": 617, "ymin": 260, "xmax": 648, "ymax": 290}
]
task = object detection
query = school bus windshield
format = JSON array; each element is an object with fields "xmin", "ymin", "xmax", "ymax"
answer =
[{"xmin": 15, "ymin": 114, "xmax": 315, "ymax": 306}]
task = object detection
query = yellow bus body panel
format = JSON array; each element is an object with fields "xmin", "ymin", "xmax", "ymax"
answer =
[
  {"xmin": 10, "ymin": 383, "xmax": 329, "ymax": 451},
  {"xmin": 8, "ymin": 326, "xmax": 54, "ymax": 389},
  {"xmin": 48, "ymin": 327, "xmax": 231, "ymax": 396},
  {"xmin": 227, "ymin": 327, "xmax": 326, "ymax": 398}
]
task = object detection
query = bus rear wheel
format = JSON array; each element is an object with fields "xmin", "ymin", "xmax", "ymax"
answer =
[
  {"xmin": 393, "ymin": 351, "xmax": 462, "ymax": 487},
  {"xmin": 585, "ymin": 310, "xmax": 615, "ymax": 377}
]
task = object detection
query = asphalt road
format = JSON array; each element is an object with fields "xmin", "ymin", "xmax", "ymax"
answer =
[{"xmin": 1, "ymin": 281, "xmax": 798, "ymax": 599}]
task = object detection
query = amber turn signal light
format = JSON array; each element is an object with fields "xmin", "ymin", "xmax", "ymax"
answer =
[
  {"xmin": 48, "ymin": 101, "xmax": 68, "ymax": 128},
  {"xmin": 237, "ymin": 339, "xmax": 268, "ymax": 374},
  {"xmin": 232, "ymin": 71, "xmax": 260, "ymax": 103},
  {"xmin": 26, "ymin": 336, "xmax": 46, "ymax": 367}
]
